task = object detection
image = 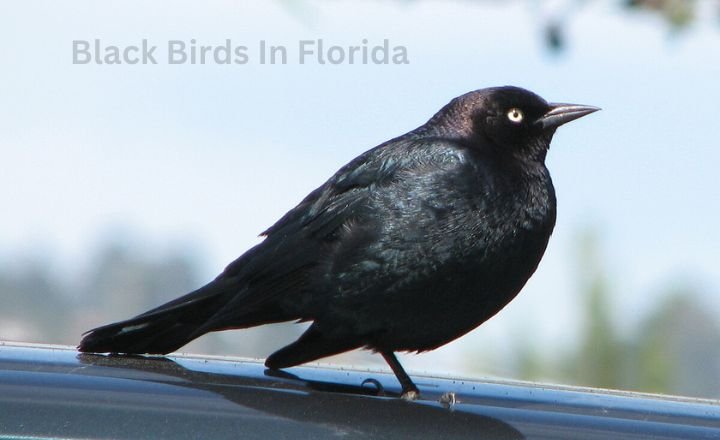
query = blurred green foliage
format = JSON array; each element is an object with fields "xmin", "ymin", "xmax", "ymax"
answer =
[{"xmin": 507, "ymin": 228, "xmax": 720, "ymax": 399}]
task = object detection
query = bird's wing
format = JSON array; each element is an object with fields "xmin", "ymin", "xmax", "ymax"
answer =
[
  {"xmin": 206, "ymin": 137, "xmax": 475, "ymax": 322},
  {"xmin": 218, "ymin": 142, "xmax": 407, "ymax": 284},
  {"xmin": 260, "ymin": 143, "xmax": 405, "ymax": 238}
]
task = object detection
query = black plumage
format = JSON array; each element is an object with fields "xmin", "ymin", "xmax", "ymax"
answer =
[{"xmin": 79, "ymin": 86, "xmax": 599, "ymax": 398}]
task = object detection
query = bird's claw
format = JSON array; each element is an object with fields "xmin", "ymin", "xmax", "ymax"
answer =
[
  {"xmin": 401, "ymin": 390, "xmax": 420, "ymax": 401},
  {"xmin": 439, "ymin": 392, "xmax": 457, "ymax": 408}
]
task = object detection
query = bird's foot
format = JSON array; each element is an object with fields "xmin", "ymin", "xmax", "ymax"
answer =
[
  {"xmin": 439, "ymin": 392, "xmax": 457, "ymax": 408},
  {"xmin": 401, "ymin": 389, "xmax": 420, "ymax": 401}
]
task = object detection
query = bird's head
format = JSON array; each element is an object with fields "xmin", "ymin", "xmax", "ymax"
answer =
[{"xmin": 428, "ymin": 86, "xmax": 599, "ymax": 163}]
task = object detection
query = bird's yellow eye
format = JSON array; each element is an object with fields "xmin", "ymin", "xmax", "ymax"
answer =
[{"xmin": 507, "ymin": 108, "xmax": 524, "ymax": 123}]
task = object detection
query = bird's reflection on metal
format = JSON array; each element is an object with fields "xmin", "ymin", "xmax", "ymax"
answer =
[{"xmin": 2, "ymin": 344, "xmax": 719, "ymax": 439}]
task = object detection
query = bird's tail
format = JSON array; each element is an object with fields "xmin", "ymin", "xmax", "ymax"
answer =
[{"xmin": 78, "ymin": 281, "xmax": 234, "ymax": 354}]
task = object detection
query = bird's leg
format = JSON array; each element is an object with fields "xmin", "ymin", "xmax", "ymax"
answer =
[{"xmin": 381, "ymin": 351, "xmax": 419, "ymax": 400}]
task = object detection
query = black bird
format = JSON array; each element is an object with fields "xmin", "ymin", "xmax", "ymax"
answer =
[{"xmin": 79, "ymin": 86, "xmax": 598, "ymax": 399}]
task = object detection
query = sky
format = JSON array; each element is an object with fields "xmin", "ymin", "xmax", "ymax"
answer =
[{"xmin": 1, "ymin": 0, "xmax": 719, "ymax": 377}]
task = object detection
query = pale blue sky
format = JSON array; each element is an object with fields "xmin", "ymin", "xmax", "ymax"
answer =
[{"xmin": 1, "ymin": 1, "xmax": 719, "ymax": 376}]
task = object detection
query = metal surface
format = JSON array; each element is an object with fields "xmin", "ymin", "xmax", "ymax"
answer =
[{"xmin": 1, "ymin": 342, "xmax": 719, "ymax": 439}]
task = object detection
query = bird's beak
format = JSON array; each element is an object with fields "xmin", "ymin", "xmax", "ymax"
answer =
[{"xmin": 537, "ymin": 103, "xmax": 600, "ymax": 130}]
